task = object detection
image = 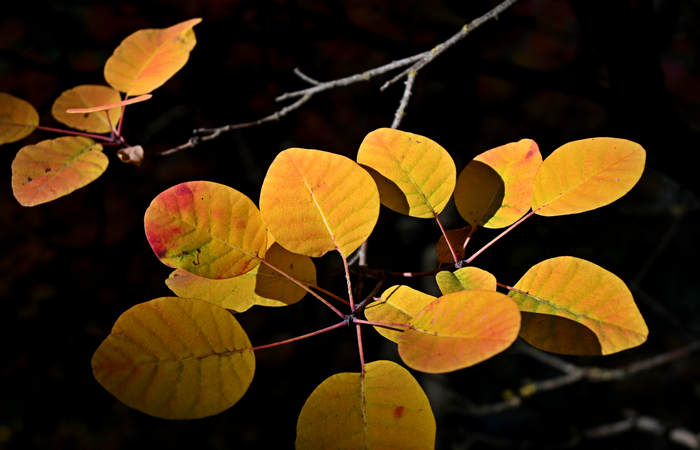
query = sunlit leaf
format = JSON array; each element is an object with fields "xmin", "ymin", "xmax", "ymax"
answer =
[
  {"xmin": 11, "ymin": 136, "xmax": 107, "ymax": 206},
  {"xmin": 364, "ymin": 285, "xmax": 435, "ymax": 343},
  {"xmin": 166, "ymin": 243, "xmax": 316, "ymax": 311},
  {"xmin": 455, "ymin": 139, "xmax": 542, "ymax": 228},
  {"xmin": 65, "ymin": 94, "xmax": 152, "ymax": 113},
  {"xmin": 51, "ymin": 85, "xmax": 122, "ymax": 133},
  {"xmin": 259, "ymin": 148, "xmax": 379, "ymax": 258},
  {"xmin": 532, "ymin": 138, "xmax": 645, "ymax": 216},
  {"xmin": 144, "ymin": 181, "xmax": 267, "ymax": 279},
  {"xmin": 399, "ymin": 290, "xmax": 520, "ymax": 373},
  {"xmin": 435, "ymin": 226, "xmax": 471, "ymax": 264},
  {"xmin": 509, "ymin": 256, "xmax": 648, "ymax": 355},
  {"xmin": 104, "ymin": 18, "xmax": 202, "ymax": 96},
  {"xmin": 296, "ymin": 360, "xmax": 435, "ymax": 449},
  {"xmin": 0, "ymin": 92, "xmax": 39, "ymax": 144},
  {"xmin": 92, "ymin": 297, "xmax": 255, "ymax": 419},
  {"xmin": 357, "ymin": 128, "xmax": 456, "ymax": 218},
  {"xmin": 435, "ymin": 267, "xmax": 496, "ymax": 295}
]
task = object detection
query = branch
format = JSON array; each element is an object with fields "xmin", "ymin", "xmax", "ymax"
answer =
[{"xmin": 582, "ymin": 411, "xmax": 699, "ymax": 449}]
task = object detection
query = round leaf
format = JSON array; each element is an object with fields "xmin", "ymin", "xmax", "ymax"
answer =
[
  {"xmin": 508, "ymin": 256, "xmax": 648, "ymax": 355},
  {"xmin": 364, "ymin": 285, "xmax": 436, "ymax": 343},
  {"xmin": 399, "ymin": 290, "xmax": 521, "ymax": 373},
  {"xmin": 104, "ymin": 18, "xmax": 202, "ymax": 95},
  {"xmin": 455, "ymin": 139, "xmax": 542, "ymax": 228},
  {"xmin": 259, "ymin": 148, "xmax": 379, "ymax": 258},
  {"xmin": 0, "ymin": 92, "xmax": 39, "ymax": 144},
  {"xmin": 92, "ymin": 297, "xmax": 255, "ymax": 419},
  {"xmin": 532, "ymin": 137, "xmax": 645, "ymax": 216},
  {"xmin": 144, "ymin": 181, "xmax": 267, "ymax": 279},
  {"xmin": 166, "ymin": 243, "xmax": 317, "ymax": 311},
  {"xmin": 11, "ymin": 136, "xmax": 107, "ymax": 206},
  {"xmin": 357, "ymin": 128, "xmax": 456, "ymax": 218},
  {"xmin": 51, "ymin": 85, "xmax": 122, "ymax": 133},
  {"xmin": 296, "ymin": 360, "xmax": 435, "ymax": 449},
  {"xmin": 435, "ymin": 267, "xmax": 496, "ymax": 295}
]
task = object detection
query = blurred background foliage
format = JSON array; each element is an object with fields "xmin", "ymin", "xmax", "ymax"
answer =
[{"xmin": 1, "ymin": 0, "xmax": 699, "ymax": 448}]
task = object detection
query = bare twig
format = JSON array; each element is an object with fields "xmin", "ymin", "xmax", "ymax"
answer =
[
  {"xmin": 582, "ymin": 411, "xmax": 699, "ymax": 449},
  {"xmin": 390, "ymin": 71, "xmax": 417, "ymax": 129}
]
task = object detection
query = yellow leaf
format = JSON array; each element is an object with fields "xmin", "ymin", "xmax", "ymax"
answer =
[
  {"xmin": 104, "ymin": 18, "xmax": 202, "ymax": 95},
  {"xmin": 532, "ymin": 137, "xmax": 645, "ymax": 216},
  {"xmin": 92, "ymin": 297, "xmax": 255, "ymax": 419},
  {"xmin": 296, "ymin": 360, "xmax": 435, "ymax": 449},
  {"xmin": 51, "ymin": 85, "xmax": 122, "ymax": 133},
  {"xmin": 259, "ymin": 148, "xmax": 379, "ymax": 258},
  {"xmin": 357, "ymin": 128, "xmax": 456, "ymax": 218},
  {"xmin": 364, "ymin": 285, "xmax": 436, "ymax": 343},
  {"xmin": 455, "ymin": 139, "xmax": 542, "ymax": 228},
  {"xmin": 11, "ymin": 137, "xmax": 107, "ymax": 206},
  {"xmin": 144, "ymin": 181, "xmax": 268, "ymax": 279},
  {"xmin": 435, "ymin": 267, "xmax": 496, "ymax": 295},
  {"xmin": 399, "ymin": 290, "xmax": 521, "ymax": 373},
  {"xmin": 509, "ymin": 256, "xmax": 648, "ymax": 355},
  {"xmin": 0, "ymin": 92, "xmax": 39, "ymax": 144},
  {"xmin": 166, "ymin": 243, "xmax": 317, "ymax": 311}
]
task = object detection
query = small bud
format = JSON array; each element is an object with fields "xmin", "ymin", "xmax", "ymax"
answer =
[{"xmin": 117, "ymin": 145, "xmax": 144, "ymax": 166}]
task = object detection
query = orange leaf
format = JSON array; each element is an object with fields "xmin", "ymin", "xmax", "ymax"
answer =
[
  {"xmin": 435, "ymin": 267, "xmax": 496, "ymax": 295},
  {"xmin": 104, "ymin": 18, "xmax": 202, "ymax": 95},
  {"xmin": 532, "ymin": 137, "xmax": 645, "ymax": 216},
  {"xmin": 65, "ymin": 94, "xmax": 152, "ymax": 113},
  {"xmin": 455, "ymin": 139, "xmax": 542, "ymax": 228},
  {"xmin": 357, "ymin": 128, "xmax": 456, "ymax": 218},
  {"xmin": 259, "ymin": 148, "xmax": 379, "ymax": 258},
  {"xmin": 11, "ymin": 137, "xmax": 107, "ymax": 206},
  {"xmin": 509, "ymin": 256, "xmax": 648, "ymax": 355},
  {"xmin": 399, "ymin": 290, "xmax": 521, "ymax": 373},
  {"xmin": 0, "ymin": 92, "xmax": 39, "ymax": 144},
  {"xmin": 364, "ymin": 285, "xmax": 436, "ymax": 343},
  {"xmin": 435, "ymin": 226, "xmax": 470, "ymax": 264},
  {"xmin": 51, "ymin": 85, "xmax": 122, "ymax": 133},
  {"xmin": 296, "ymin": 360, "xmax": 435, "ymax": 449},
  {"xmin": 166, "ymin": 243, "xmax": 317, "ymax": 312},
  {"xmin": 92, "ymin": 297, "xmax": 255, "ymax": 419},
  {"xmin": 144, "ymin": 181, "xmax": 267, "ymax": 279}
]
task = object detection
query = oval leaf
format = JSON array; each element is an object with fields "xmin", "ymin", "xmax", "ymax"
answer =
[
  {"xmin": 104, "ymin": 18, "xmax": 202, "ymax": 95},
  {"xmin": 399, "ymin": 290, "xmax": 521, "ymax": 373},
  {"xmin": 364, "ymin": 285, "xmax": 436, "ymax": 343},
  {"xmin": 259, "ymin": 148, "xmax": 379, "ymax": 258},
  {"xmin": 92, "ymin": 297, "xmax": 255, "ymax": 419},
  {"xmin": 455, "ymin": 139, "xmax": 542, "ymax": 228},
  {"xmin": 0, "ymin": 92, "xmax": 39, "ymax": 144},
  {"xmin": 144, "ymin": 181, "xmax": 267, "ymax": 279},
  {"xmin": 435, "ymin": 226, "xmax": 471, "ymax": 264},
  {"xmin": 357, "ymin": 128, "xmax": 456, "ymax": 218},
  {"xmin": 532, "ymin": 138, "xmax": 645, "ymax": 216},
  {"xmin": 435, "ymin": 267, "xmax": 496, "ymax": 295},
  {"xmin": 296, "ymin": 360, "xmax": 435, "ymax": 449},
  {"xmin": 11, "ymin": 136, "xmax": 107, "ymax": 206},
  {"xmin": 166, "ymin": 243, "xmax": 317, "ymax": 311},
  {"xmin": 51, "ymin": 85, "xmax": 122, "ymax": 133},
  {"xmin": 508, "ymin": 256, "xmax": 648, "ymax": 355}
]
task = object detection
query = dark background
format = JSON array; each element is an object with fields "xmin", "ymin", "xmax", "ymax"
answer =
[{"xmin": 2, "ymin": 0, "xmax": 699, "ymax": 448}]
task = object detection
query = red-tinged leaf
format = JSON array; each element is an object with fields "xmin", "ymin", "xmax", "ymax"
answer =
[
  {"xmin": 92, "ymin": 297, "xmax": 255, "ymax": 419},
  {"xmin": 166, "ymin": 243, "xmax": 317, "ymax": 312},
  {"xmin": 144, "ymin": 181, "xmax": 267, "ymax": 279},
  {"xmin": 364, "ymin": 285, "xmax": 436, "ymax": 343},
  {"xmin": 259, "ymin": 148, "xmax": 379, "ymax": 258},
  {"xmin": 104, "ymin": 18, "xmax": 202, "ymax": 95},
  {"xmin": 532, "ymin": 138, "xmax": 645, "ymax": 216},
  {"xmin": 51, "ymin": 85, "xmax": 122, "ymax": 133},
  {"xmin": 509, "ymin": 256, "xmax": 648, "ymax": 355},
  {"xmin": 11, "ymin": 137, "xmax": 107, "ymax": 206},
  {"xmin": 455, "ymin": 139, "xmax": 542, "ymax": 228},
  {"xmin": 435, "ymin": 226, "xmax": 471, "ymax": 264},
  {"xmin": 357, "ymin": 128, "xmax": 456, "ymax": 218},
  {"xmin": 399, "ymin": 290, "xmax": 521, "ymax": 373},
  {"xmin": 296, "ymin": 360, "xmax": 435, "ymax": 449},
  {"xmin": 65, "ymin": 94, "xmax": 152, "ymax": 113},
  {"xmin": 0, "ymin": 92, "xmax": 39, "ymax": 144},
  {"xmin": 435, "ymin": 267, "xmax": 496, "ymax": 295}
]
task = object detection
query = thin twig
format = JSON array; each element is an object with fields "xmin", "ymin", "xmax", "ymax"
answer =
[
  {"xmin": 293, "ymin": 67, "xmax": 321, "ymax": 85},
  {"xmin": 582, "ymin": 411, "xmax": 699, "ymax": 449},
  {"xmin": 390, "ymin": 71, "xmax": 416, "ymax": 129}
]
